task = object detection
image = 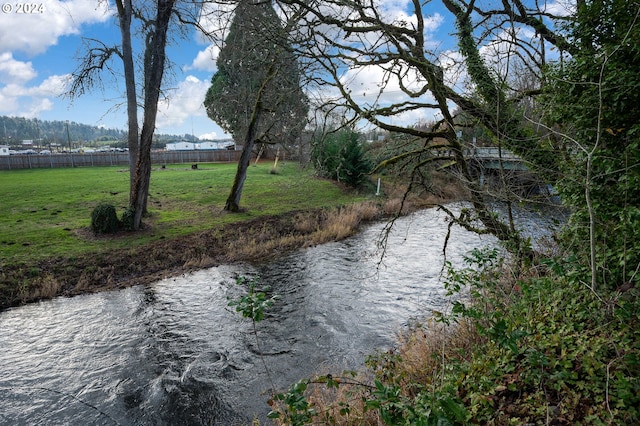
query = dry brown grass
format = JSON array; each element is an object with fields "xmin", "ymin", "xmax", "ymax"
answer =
[
  {"xmin": 269, "ymin": 370, "xmax": 385, "ymax": 426},
  {"xmin": 379, "ymin": 172, "xmax": 468, "ymax": 217},
  {"xmin": 388, "ymin": 320, "xmax": 482, "ymax": 394},
  {"xmin": 308, "ymin": 201, "xmax": 382, "ymax": 244},
  {"xmin": 268, "ymin": 318, "xmax": 483, "ymax": 425},
  {"xmin": 23, "ymin": 273, "xmax": 63, "ymax": 301},
  {"xmin": 182, "ymin": 254, "xmax": 218, "ymax": 270},
  {"xmin": 293, "ymin": 211, "xmax": 322, "ymax": 234},
  {"xmin": 224, "ymin": 201, "xmax": 384, "ymax": 261}
]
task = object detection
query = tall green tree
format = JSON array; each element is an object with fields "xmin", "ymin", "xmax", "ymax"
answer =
[
  {"xmin": 545, "ymin": 0, "xmax": 640, "ymax": 290},
  {"xmin": 204, "ymin": 0, "xmax": 309, "ymax": 212}
]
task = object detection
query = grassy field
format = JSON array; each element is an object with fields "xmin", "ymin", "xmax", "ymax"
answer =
[{"xmin": 0, "ymin": 161, "xmax": 365, "ymax": 265}]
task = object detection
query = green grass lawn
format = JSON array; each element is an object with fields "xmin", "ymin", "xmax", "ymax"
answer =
[{"xmin": 0, "ymin": 161, "xmax": 363, "ymax": 264}]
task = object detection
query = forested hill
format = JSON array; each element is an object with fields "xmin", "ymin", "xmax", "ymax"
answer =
[{"xmin": 0, "ymin": 116, "xmax": 194, "ymax": 146}]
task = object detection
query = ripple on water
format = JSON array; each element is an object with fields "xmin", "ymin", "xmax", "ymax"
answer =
[{"xmin": 0, "ymin": 204, "xmax": 560, "ymax": 424}]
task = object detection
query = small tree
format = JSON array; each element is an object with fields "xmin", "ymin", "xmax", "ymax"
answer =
[
  {"xmin": 90, "ymin": 203, "xmax": 121, "ymax": 234},
  {"xmin": 313, "ymin": 129, "xmax": 372, "ymax": 188}
]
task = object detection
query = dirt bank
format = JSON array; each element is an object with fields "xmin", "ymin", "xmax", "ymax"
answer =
[
  {"xmin": 0, "ymin": 209, "xmax": 335, "ymax": 310},
  {"xmin": 0, "ymin": 174, "xmax": 467, "ymax": 311}
]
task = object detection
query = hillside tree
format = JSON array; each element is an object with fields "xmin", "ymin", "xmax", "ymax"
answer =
[{"xmin": 203, "ymin": 0, "xmax": 309, "ymax": 212}]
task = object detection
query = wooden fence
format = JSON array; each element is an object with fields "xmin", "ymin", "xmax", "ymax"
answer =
[{"xmin": 0, "ymin": 150, "xmax": 242, "ymax": 170}]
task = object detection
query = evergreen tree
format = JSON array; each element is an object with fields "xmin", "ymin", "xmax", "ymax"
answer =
[
  {"xmin": 204, "ymin": 0, "xmax": 308, "ymax": 147},
  {"xmin": 312, "ymin": 129, "xmax": 372, "ymax": 188},
  {"xmin": 204, "ymin": 0, "xmax": 309, "ymax": 211}
]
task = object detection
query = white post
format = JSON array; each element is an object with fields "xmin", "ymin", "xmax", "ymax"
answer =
[{"xmin": 376, "ymin": 177, "xmax": 381, "ymax": 196}]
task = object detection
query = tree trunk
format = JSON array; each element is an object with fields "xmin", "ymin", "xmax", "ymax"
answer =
[
  {"xmin": 115, "ymin": 0, "xmax": 139, "ymax": 201},
  {"xmin": 224, "ymin": 62, "xmax": 277, "ymax": 213},
  {"xmin": 225, "ymin": 106, "xmax": 262, "ymax": 212},
  {"xmin": 130, "ymin": 0, "xmax": 174, "ymax": 230}
]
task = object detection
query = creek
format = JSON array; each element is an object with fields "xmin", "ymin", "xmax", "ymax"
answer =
[{"xmin": 0, "ymin": 203, "xmax": 558, "ymax": 425}]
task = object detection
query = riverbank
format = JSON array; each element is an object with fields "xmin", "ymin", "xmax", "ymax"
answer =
[
  {"xmin": 0, "ymin": 167, "xmax": 466, "ymax": 311},
  {"xmin": 268, "ymin": 246, "xmax": 640, "ymax": 425}
]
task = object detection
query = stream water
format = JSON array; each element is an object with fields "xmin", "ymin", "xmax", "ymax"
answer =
[{"xmin": 0, "ymin": 204, "xmax": 558, "ymax": 425}]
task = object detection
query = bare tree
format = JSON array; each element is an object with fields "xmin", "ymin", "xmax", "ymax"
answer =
[
  {"xmin": 70, "ymin": 0, "xmax": 179, "ymax": 230},
  {"xmin": 116, "ymin": 0, "xmax": 139, "ymax": 195},
  {"xmin": 276, "ymin": 0, "xmax": 573, "ymax": 255},
  {"xmin": 129, "ymin": 0, "xmax": 176, "ymax": 229}
]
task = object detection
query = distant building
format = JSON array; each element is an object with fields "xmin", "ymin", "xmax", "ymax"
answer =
[
  {"xmin": 0, "ymin": 145, "xmax": 9, "ymax": 156},
  {"xmin": 166, "ymin": 139, "xmax": 235, "ymax": 151},
  {"xmin": 197, "ymin": 140, "xmax": 235, "ymax": 150},
  {"xmin": 165, "ymin": 141, "xmax": 196, "ymax": 151}
]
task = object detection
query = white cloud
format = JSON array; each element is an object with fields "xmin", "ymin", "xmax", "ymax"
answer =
[
  {"xmin": 0, "ymin": 53, "xmax": 37, "ymax": 84},
  {"xmin": 30, "ymin": 74, "xmax": 71, "ymax": 96},
  {"xmin": 0, "ymin": 0, "xmax": 111, "ymax": 55},
  {"xmin": 195, "ymin": 1, "xmax": 236, "ymax": 45},
  {"xmin": 2, "ymin": 74, "xmax": 69, "ymax": 97},
  {"xmin": 156, "ymin": 75, "xmax": 210, "ymax": 129},
  {"xmin": 0, "ymin": 90, "xmax": 19, "ymax": 113},
  {"xmin": 0, "ymin": 1, "xmax": 109, "ymax": 121},
  {"xmin": 0, "ymin": 73, "xmax": 70, "ymax": 116},
  {"xmin": 198, "ymin": 131, "xmax": 219, "ymax": 140},
  {"xmin": 323, "ymin": 64, "xmax": 440, "ymax": 127},
  {"xmin": 340, "ymin": 64, "xmax": 432, "ymax": 105},
  {"xmin": 438, "ymin": 50, "xmax": 468, "ymax": 91},
  {"xmin": 543, "ymin": 0, "xmax": 576, "ymax": 16},
  {"xmin": 0, "ymin": 85, "xmax": 56, "ymax": 117},
  {"xmin": 187, "ymin": 45, "xmax": 219, "ymax": 72},
  {"xmin": 21, "ymin": 98, "xmax": 55, "ymax": 118}
]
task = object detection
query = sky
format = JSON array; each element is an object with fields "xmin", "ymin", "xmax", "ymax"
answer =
[
  {"xmin": 0, "ymin": 0, "xmax": 572, "ymax": 141},
  {"xmin": 0, "ymin": 0, "xmax": 230, "ymax": 139}
]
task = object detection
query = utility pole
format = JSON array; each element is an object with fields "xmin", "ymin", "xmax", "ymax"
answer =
[
  {"xmin": 66, "ymin": 120, "xmax": 74, "ymax": 167},
  {"xmin": 36, "ymin": 119, "xmax": 41, "ymax": 148}
]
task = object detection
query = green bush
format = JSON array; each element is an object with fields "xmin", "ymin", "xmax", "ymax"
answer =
[
  {"xmin": 90, "ymin": 203, "xmax": 121, "ymax": 234},
  {"xmin": 312, "ymin": 129, "xmax": 372, "ymax": 188},
  {"xmin": 120, "ymin": 206, "xmax": 135, "ymax": 231}
]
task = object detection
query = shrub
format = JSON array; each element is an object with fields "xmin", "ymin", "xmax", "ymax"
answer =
[
  {"xmin": 90, "ymin": 203, "xmax": 121, "ymax": 234},
  {"xmin": 120, "ymin": 206, "xmax": 135, "ymax": 231},
  {"xmin": 312, "ymin": 129, "xmax": 372, "ymax": 188}
]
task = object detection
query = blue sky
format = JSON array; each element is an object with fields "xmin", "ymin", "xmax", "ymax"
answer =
[
  {"xmin": 0, "ymin": 0, "xmax": 456, "ymax": 140},
  {"xmin": 0, "ymin": 1, "xmax": 571, "ymax": 140},
  {"xmin": 0, "ymin": 1, "xmax": 226, "ymax": 139}
]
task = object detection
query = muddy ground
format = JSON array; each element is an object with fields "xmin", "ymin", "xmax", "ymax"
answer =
[{"xmin": 1, "ymin": 209, "xmax": 342, "ymax": 311}]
